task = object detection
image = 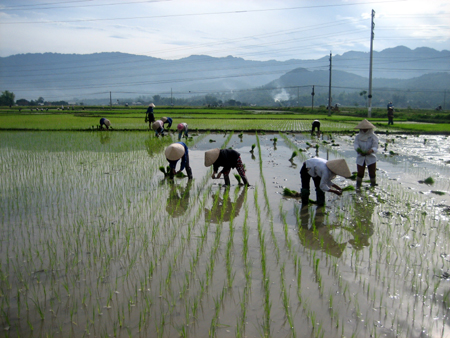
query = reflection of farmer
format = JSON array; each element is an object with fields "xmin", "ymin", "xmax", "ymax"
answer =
[
  {"xmin": 165, "ymin": 142, "xmax": 193, "ymax": 179},
  {"xmin": 152, "ymin": 120, "xmax": 165, "ymax": 137},
  {"xmin": 298, "ymin": 207, "xmax": 347, "ymax": 257},
  {"xmin": 145, "ymin": 103, "xmax": 155, "ymax": 127},
  {"xmin": 161, "ymin": 117, "xmax": 173, "ymax": 129},
  {"xmin": 177, "ymin": 123, "xmax": 189, "ymax": 141},
  {"xmin": 166, "ymin": 180, "xmax": 193, "ymax": 218},
  {"xmin": 300, "ymin": 158, "xmax": 351, "ymax": 206},
  {"xmin": 205, "ymin": 148, "xmax": 250, "ymax": 187},
  {"xmin": 354, "ymin": 119, "xmax": 378, "ymax": 188},
  {"xmin": 99, "ymin": 118, "xmax": 111, "ymax": 130},
  {"xmin": 99, "ymin": 132, "xmax": 111, "ymax": 144},
  {"xmin": 387, "ymin": 102, "xmax": 394, "ymax": 125},
  {"xmin": 311, "ymin": 120, "xmax": 320, "ymax": 134},
  {"xmin": 204, "ymin": 187, "xmax": 246, "ymax": 223}
]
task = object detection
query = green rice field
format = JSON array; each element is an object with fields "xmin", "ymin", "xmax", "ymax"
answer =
[{"xmin": 1, "ymin": 126, "xmax": 450, "ymax": 337}]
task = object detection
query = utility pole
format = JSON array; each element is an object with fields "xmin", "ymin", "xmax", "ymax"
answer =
[
  {"xmin": 367, "ymin": 9, "xmax": 375, "ymax": 117},
  {"xmin": 110, "ymin": 91, "xmax": 112, "ymax": 108},
  {"xmin": 171, "ymin": 88, "xmax": 173, "ymax": 106},
  {"xmin": 328, "ymin": 52, "xmax": 332, "ymax": 117},
  {"xmin": 297, "ymin": 87, "xmax": 299, "ymax": 108},
  {"xmin": 444, "ymin": 89, "xmax": 447, "ymax": 110},
  {"xmin": 311, "ymin": 85, "xmax": 315, "ymax": 111}
]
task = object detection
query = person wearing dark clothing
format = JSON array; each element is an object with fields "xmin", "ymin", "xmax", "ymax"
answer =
[
  {"xmin": 300, "ymin": 158, "xmax": 351, "ymax": 206},
  {"xmin": 165, "ymin": 142, "xmax": 193, "ymax": 179},
  {"xmin": 99, "ymin": 118, "xmax": 111, "ymax": 130},
  {"xmin": 311, "ymin": 120, "xmax": 320, "ymax": 134},
  {"xmin": 161, "ymin": 117, "xmax": 173, "ymax": 128},
  {"xmin": 387, "ymin": 102, "xmax": 394, "ymax": 125},
  {"xmin": 205, "ymin": 148, "xmax": 250, "ymax": 186},
  {"xmin": 145, "ymin": 103, "xmax": 155, "ymax": 127}
]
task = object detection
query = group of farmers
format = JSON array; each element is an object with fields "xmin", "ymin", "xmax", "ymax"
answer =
[
  {"xmin": 100, "ymin": 104, "xmax": 379, "ymax": 206},
  {"xmin": 166, "ymin": 118, "xmax": 379, "ymax": 207}
]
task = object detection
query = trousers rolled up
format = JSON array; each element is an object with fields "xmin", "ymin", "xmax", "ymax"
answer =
[{"xmin": 300, "ymin": 163, "xmax": 325, "ymax": 205}]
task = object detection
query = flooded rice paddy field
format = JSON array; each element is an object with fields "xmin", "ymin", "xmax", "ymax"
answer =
[{"xmin": 1, "ymin": 131, "xmax": 450, "ymax": 338}]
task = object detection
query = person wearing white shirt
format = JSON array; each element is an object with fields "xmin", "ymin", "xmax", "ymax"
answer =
[
  {"xmin": 353, "ymin": 119, "xmax": 379, "ymax": 188},
  {"xmin": 300, "ymin": 157, "xmax": 351, "ymax": 206}
]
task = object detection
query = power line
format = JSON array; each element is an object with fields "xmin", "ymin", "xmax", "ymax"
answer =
[{"xmin": 1, "ymin": 0, "xmax": 409, "ymax": 24}]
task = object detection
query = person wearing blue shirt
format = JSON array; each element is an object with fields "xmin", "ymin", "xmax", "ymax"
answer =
[
  {"xmin": 161, "ymin": 117, "xmax": 173, "ymax": 129},
  {"xmin": 165, "ymin": 142, "xmax": 193, "ymax": 179}
]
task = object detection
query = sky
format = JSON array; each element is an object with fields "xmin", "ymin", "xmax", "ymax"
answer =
[{"xmin": 0, "ymin": 0, "xmax": 449, "ymax": 61}]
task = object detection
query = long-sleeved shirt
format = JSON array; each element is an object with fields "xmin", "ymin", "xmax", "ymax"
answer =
[
  {"xmin": 304, "ymin": 157, "xmax": 336, "ymax": 192},
  {"xmin": 354, "ymin": 133, "xmax": 378, "ymax": 166},
  {"xmin": 167, "ymin": 142, "xmax": 188, "ymax": 171},
  {"xmin": 213, "ymin": 149, "xmax": 240, "ymax": 174}
]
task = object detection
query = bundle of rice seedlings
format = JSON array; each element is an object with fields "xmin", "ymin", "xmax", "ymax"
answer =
[
  {"xmin": 283, "ymin": 187, "xmax": 299, "ymax": 197},
  {"xmin": 342, "ymin": 185, "xmax": 355, "ymax": 192},
  {"xmin": 234, "ymin": 174, "xmax": 242, "ymax": 184},
  {"xmin": 289, "ymin": 151, "xmax": 297, "ymax": 161}
]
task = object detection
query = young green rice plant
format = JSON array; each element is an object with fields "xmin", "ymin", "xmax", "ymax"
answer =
[{"xmin": 289, "ymin": 150, "xmax": 297, "ymax": 161}]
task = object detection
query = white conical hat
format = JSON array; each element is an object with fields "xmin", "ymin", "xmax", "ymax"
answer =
[
  {"xmin": 355, "ymin": 119, "xmax": 375, "ymax": 129},
  {"xmin": 104, "ymin": 119, "xmax": 111, "ymax": 127},
  {"xmin": 149, "ymin": 103, "xmax": 155, "ymax": 107},
  {"xmin": 165, "ymin": 143, "xmax": 185, "ymax": 161},
  {"xmin": 204, "ymin": 148, "xmax": 220, "ymax": 167},
  {"xmin": 326, "ymin": 159, "xmax": 351, "ymax": 178},
  {"xmin": 161, "ymin": 117, "xmax": 167, "ymax": 122}
]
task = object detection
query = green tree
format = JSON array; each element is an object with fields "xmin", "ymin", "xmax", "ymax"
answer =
[{"xmin": 0, "ymin": 90, "xmax": 15, "ymax": 106}]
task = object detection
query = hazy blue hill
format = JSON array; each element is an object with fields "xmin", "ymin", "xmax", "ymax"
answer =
[{"xmin": 0, "ymin": 46, "xmax": 448, "ymax": 102}]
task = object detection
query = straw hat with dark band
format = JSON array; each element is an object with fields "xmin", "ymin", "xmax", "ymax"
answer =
[
  {"xmin": 354, "ymin": 119, "xmax": 375, "ymax": 129},
  {"xmin": 204, "ymin": 148, "xmax": 220, "ymax": 167},
  {"xmin": 165, "ymin": 143, "xmax": 185, "ymax": 161},
  {"xmin": 326, "ymin": 159, "xmax": 351, "ymax": 178}
]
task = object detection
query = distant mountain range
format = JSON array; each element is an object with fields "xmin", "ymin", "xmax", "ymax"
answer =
[{"xmin": 0, "ymin": 46, "xmax": 448, "ymax": 102}]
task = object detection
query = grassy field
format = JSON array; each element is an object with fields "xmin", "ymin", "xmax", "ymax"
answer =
[{"xmin": 1, "ymin": 106, "xmax": 449, "ymax": 133}]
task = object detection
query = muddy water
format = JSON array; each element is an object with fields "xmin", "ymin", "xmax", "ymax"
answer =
[{"xmin": 1, "ymin": 131, "xmax": 450, "ymax": 338}]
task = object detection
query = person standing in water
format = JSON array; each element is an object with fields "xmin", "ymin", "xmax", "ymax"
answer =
[
  {"xmin": 354, "ymin": 119, "xmax": 379, "ymax": 188},
  {"xmin": 165, "ymin": 142, "xmax": 193, "ymax": 179},
  {"xmin": 177, "ymin": 123, "xmax": 189, "ymax": 141},
  {"xmin": 204, "ymin": 148, "xmax": 250, "ymax": 187},
  {"xmin": 300, "ymin": 158, "xmax": 351, "ymax": 206}
]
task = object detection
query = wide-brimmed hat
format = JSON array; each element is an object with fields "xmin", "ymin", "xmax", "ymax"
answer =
[
  {"xmin": 354, "ymin": 119, "xmax": 375, "ymax": 129},
  {"xmin": 165, "ymin": 143, "xmax": 185, "ymax": 161},
  {"xmin": 104, "ymin": 119, "xmax": 111, "ymax": 127},
  {"xmin": 149, "ymin": 103, "xmax": 155, "ymax": 107},
  {"xmin": 204, "ymin": 148, "xmax": 220, "ymax": 167},
  {"xmin": 152, "ymin": 121, "xmax": 161, "ymax": 131},
  {"xmin": 177, "ymin": 123, "xmax": 185, "ymax": 131},
  {"xmin": 161, "ymin": 117, "xmax": 167, "ymax": 122},
  {"xmin": 326, "ymin": 159, "xmax": 351, "ymax": 178}
]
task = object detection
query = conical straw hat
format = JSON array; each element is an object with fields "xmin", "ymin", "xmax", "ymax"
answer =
[
  {"xmin": 149, "ymin": 103, "xmax": 155, "ymax": 107},
  {"xmin": 165, "ymin": 143, "xmax": 185, "ymax": 161},
  {"xmin": 152, "ymin": 121, "xmax": 161, "ymax": 131},
  {"xmin": 104, "ymin": 119, "xmax": 111, "ymax": 127},
  {"xmin": 354, "ymin": 119, "xmax": 375, "ymax": 129},
  {"xmin": 326, "ymin": 159, "xmax": 351, "ymax": 178},
  {"xmin": 204, "ymin": 148, "xmax": 220, "ymax": 167},
  {"xmin": 161, "ymin": 117, "xmax": 167, "ymax": 122}
]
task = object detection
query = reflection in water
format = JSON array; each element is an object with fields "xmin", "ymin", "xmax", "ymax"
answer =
[
  {"xmin": 99, "ymin": 132, "xmax": 111, "ymax": 144},
  {"xmin": 296, "ymin": 192, "xmax": 375, "ymax": 256},
  {"xmin": 165, "ymin": 180, "xmax": 193, "ymax": 218},
  {"xmin": 204, "ymin": 187, "xmax": 246, "ymax": 223},
  {"xmin": 297, "ymin": 206, "xmax": 347, "ymax": 257}
]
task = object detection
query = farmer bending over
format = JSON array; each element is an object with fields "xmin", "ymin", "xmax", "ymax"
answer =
[
  {"xmin": 161, "ymin": 117, "xmax": 173, "ymax": 129},
  {"xmin": 99, "ymin": 118, "xmax": 111, "ymax": 130},
  {"xmin": 152, "ymin": 120, "xmax": 165, "ymax": 137},
  {"xmin": 165, "ymin": 142, "xmax": 193, "ymax": 179},
  {"xmin": 300, "ymin": 158, "xmax": 351, "ymax": 206},
  {"xmin": 205, "ymin": 148, "xmax": 250, "ymax": 187},
  {"xmin": 177, "ymin": 123, "xmax": 189, "ymax": 140}
]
